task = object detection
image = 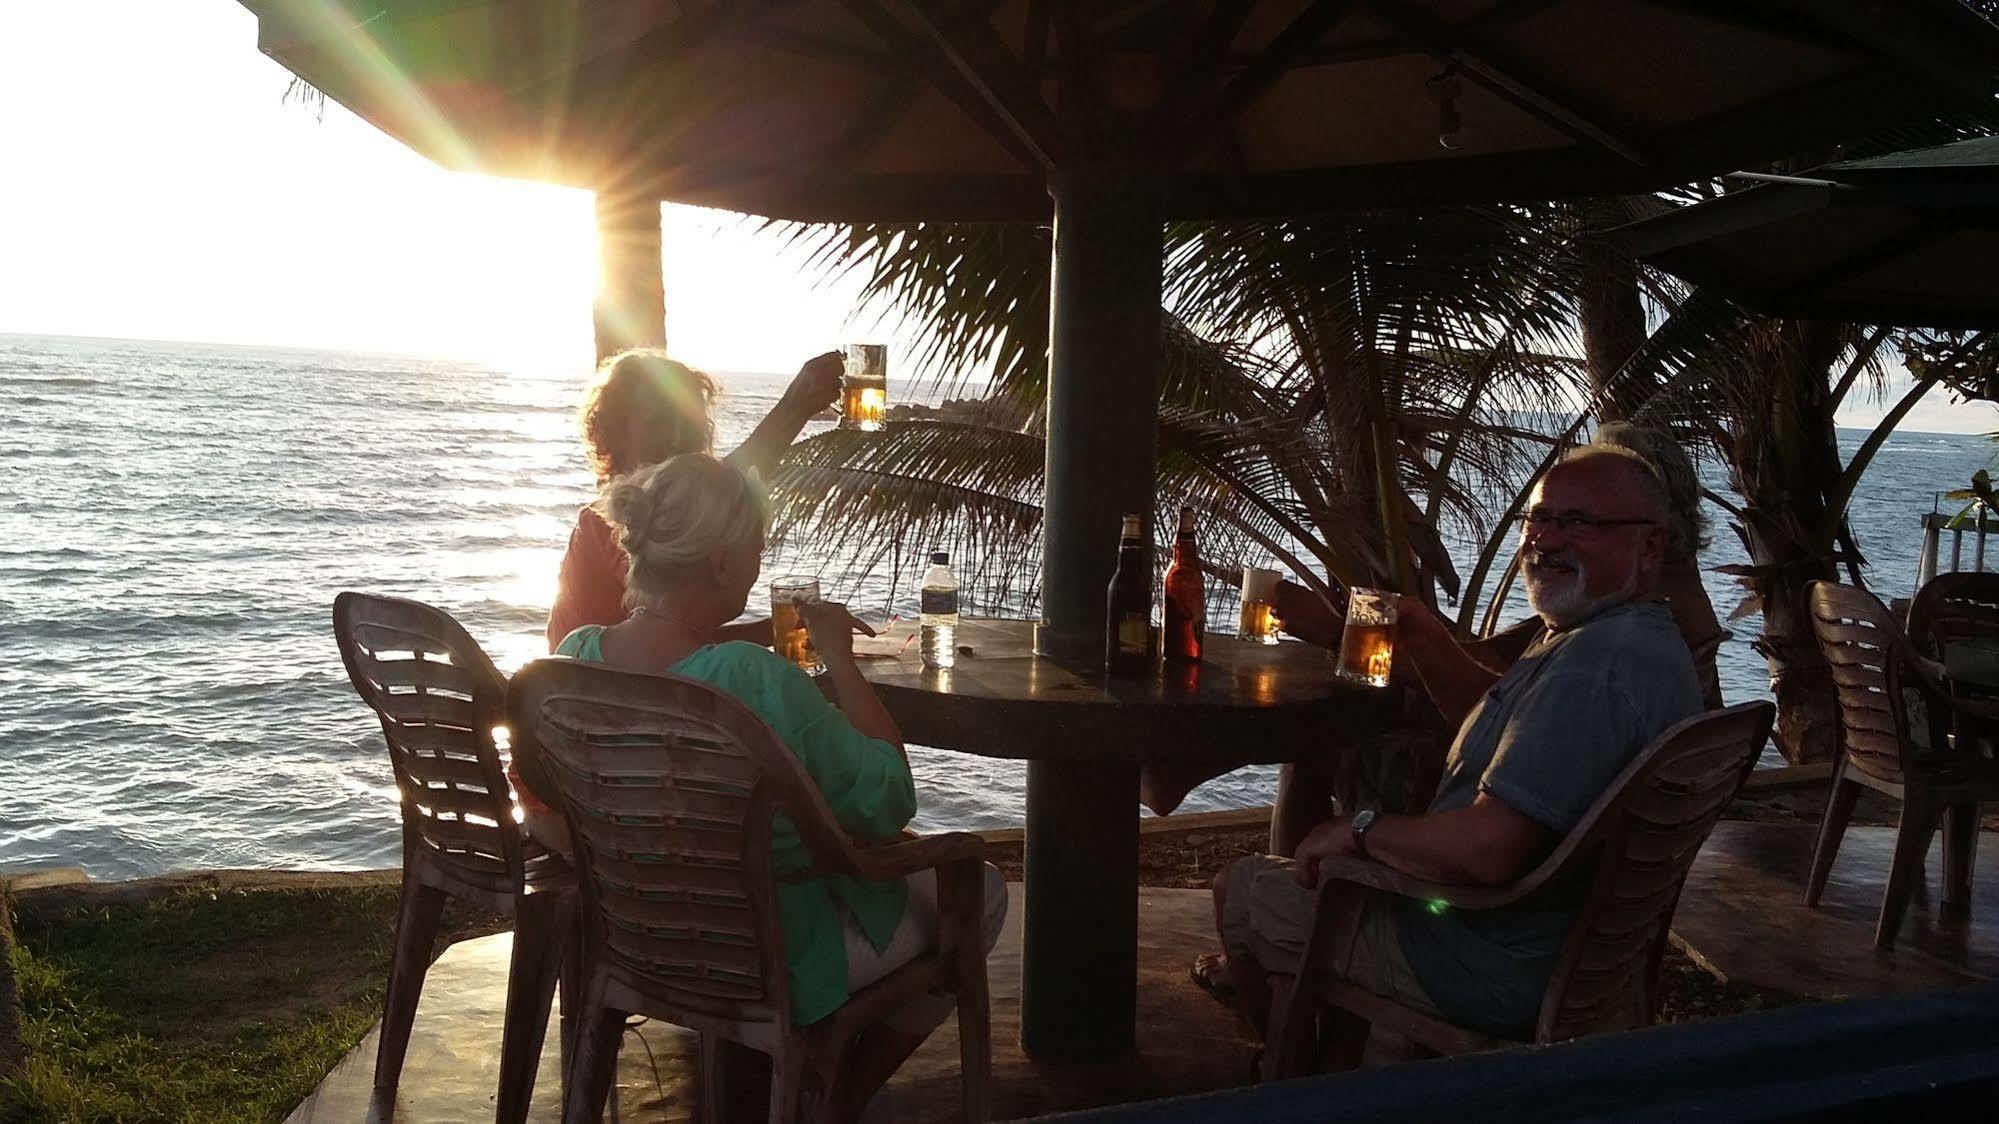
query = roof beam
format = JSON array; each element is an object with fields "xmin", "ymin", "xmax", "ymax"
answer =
[
  {"xmin": 836, "ymin": 0, "xmax": 1056, "ymax": 174},
  {"xmin": 1787, "ymin": 220, "xmax": 1950, "ymax": 299},
  {"xmin": 1650, "ymin": 0, "xmax": 1996, "ymax": 104},
  {"xmin": 501, "ymin": 0, "xmax": 804, "ymax": 103},
  {"xmin": 1150, "ymin": 1, "xmax": 1255, "ymax": 140},
  {"xmin": 1366, "ymin": 0, "xmax": 1651, "ymax": 169},
  {"xmin": 741, "ymin": 26, "xmax": 895, "ymax": 69},
  {"xmin": 1022, "ymin": 0, "xmax": 1053, "ymax": 78},
  {"xmin": 669, "ymin": 71, "xmax": 923, "ymax": 196},
  {"xmin": 1175, "ymin": 0, "xmax": 1363, "ymax": 161},
  {"xmin": 886, "ymin": 0, "xmax": 1065, "ymax": 169}
]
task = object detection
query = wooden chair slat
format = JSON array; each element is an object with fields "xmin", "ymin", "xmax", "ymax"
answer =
[
  {"xmin": 1271, "ymin": 701, "xmax": 1773, "ymax": 1074},
  {"xmin": 508, "ymin": 657, "xmax": 995, "ymax": 1122},
  {"xmin": 392, "ymin": 746, "xmax": 497, "ymax": 791},
  {"xmin": 362, "ymin": 655, "xmax": 487, "ymax": 697},
  {"xmin": 406, "ymin": 781, "xmax": 510, "ymax": 823},
  {"xmin": 1805, "ymin": 578, "xmax": 1999, "ymax": 949}
]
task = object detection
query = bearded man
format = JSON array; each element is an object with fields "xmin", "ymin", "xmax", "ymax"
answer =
[{"xmin": 1210, "ymin": 447, "xmax": 1704, "ymax": 1044}]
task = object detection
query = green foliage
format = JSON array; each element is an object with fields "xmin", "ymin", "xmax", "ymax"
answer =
[
  {"xmin": 772, "ymin": 206, "xmax": 1588, "ymax": 612},
  {"xmin": 2, "ymin": 886, "xmax": 401, "ymax": 1124}
]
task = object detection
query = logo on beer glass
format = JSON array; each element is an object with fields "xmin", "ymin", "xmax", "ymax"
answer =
[
  {"xmin": 1336, "ymin": 586, "xmax": 1396, "ymax": 688},
  {"xmin": 841, "ymin": 343, "xmax": 888, "ymax": 432}
]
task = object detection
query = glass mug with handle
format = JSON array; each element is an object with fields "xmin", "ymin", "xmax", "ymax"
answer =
[
  {"xmin": 1237, "ymin": 566, "xmax": 1283, "ymax": 645},
  {"xmin": 771, "ymin": 576, "xmax": 825, "ymax": 676},
  {"xmin": 840, "ymin": 343, "xmax": 888, "ymax": 432},
  {"xmin": 1335, "ymin": 586, "xmax": 1396, "ymax": 688}
]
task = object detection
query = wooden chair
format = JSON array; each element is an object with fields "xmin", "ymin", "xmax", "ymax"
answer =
[
  {"xmin": 1266, "ymin": 701, "xmax": 1773, "ymax": 1077},
  {"xmin": 333, "ymin": 592, "xmax": 577, "ymax": 1121},
  {"xmin": 506, "ymin": 657, "xmax": 993, "ymax": 1124},
  {"xmin": 1806, "ymin": 580, "xmax": 1999, "ymax": 948}
]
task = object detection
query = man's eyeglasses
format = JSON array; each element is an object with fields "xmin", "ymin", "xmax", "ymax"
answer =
[{"xmin": 1517, "ymin": 510, "xmax": 1658, "ymax": 537}]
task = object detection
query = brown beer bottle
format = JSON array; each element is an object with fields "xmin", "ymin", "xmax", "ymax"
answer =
[
  {"xmin": 1106, "ymin": 513, "xmax": 1153, "ymax": 674},
  {"xmin": 1163, "ymin": 507, "xmax": 1204, "ymax": 662}
]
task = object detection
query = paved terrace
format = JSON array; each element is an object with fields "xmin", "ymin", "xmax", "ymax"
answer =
[{"xmin": 290, "ymin": 822, "xmax": 1999, "ymax": 1122}]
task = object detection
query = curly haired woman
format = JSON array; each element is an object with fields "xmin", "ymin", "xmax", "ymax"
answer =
[{"xmin": 544, "ymin": 347, "xmax": 842, "ymax": 648}]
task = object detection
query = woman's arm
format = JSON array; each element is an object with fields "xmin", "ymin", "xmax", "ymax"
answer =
[
  {"xmin": 725, "ymin": 351, "xmax": 843, "ymax": 479},
  {"xmin": 800, "ymin": 600, "xmax": 906, "ymax": 753}
]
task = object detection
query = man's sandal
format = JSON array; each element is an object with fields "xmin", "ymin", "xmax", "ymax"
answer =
[{"xmin": 1190, "ymin": 952, "xmax": 1236, "ymax": 1001}]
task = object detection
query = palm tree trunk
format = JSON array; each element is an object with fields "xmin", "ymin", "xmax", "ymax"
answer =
[
  {"xmin": 1578, "ymin": 198, "xmax": 1649, "ymax": 423},
  {"xmin": 1577, "ymin": 197, "xmax": 1727, "ymax": 695},
  {"xmin": 1730, "ymin": 321, "xmax": 1846, "ymax": 764}
]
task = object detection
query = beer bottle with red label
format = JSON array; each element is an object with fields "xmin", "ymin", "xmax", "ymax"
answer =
[
  {"xmin": 1106, "ymin": 513, "xmax": 1153, "ymax": 673},
  {"xmin": 1163, "ymin": 507, "xmax": 1204, "ymax": 662}
]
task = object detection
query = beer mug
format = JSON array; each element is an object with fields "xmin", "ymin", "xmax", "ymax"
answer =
[
  {"xmin": 1237, "ymin": 566, "xmax": 1282, "ymax": 645},
  {"xmin": 840, "ymin": 343, "xmax": 888, "ymax": 432},
  {"xmin": 1335, "ymin": 586, "xmax": 1396, "ymax": 688},
  {"xmin": 771, "ymin": 576, "xmax": 824, "ymax": 676}
]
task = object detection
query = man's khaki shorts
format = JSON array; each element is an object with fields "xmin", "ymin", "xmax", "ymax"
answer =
[{"xmin": 1220, "ymin": 853, "xmax": 1440, "ymax": 1016}]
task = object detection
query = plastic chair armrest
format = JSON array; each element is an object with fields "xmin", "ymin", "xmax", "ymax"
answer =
[
  {"xmin": 1313, "ymin": 855, "xmax": 1526, "ymax": 911},
  {"xmin": 847, "ymin": 832, "xmax": 988, "ymax": 881}
]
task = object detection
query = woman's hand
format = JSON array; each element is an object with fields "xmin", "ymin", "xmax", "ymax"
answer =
[
  {"xmin": 784, "ymin": 351, "xmax": 844, "ymax": 415},
  {"xmin": 799, "ymin": 599, "xmax": 875, "ymax": 665}
]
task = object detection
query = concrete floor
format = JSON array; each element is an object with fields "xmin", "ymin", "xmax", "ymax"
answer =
[
  {"xmin": 291, "ymin": 821, "xmax": 1999, "ymax": 1122},
  {"xmin": 1669, "ymin": 820, "xmax": 1999, "ymax": 999},
  {"xmin": 287, "ymin": 884, "xmax": 1259, "ymax": 1123}
]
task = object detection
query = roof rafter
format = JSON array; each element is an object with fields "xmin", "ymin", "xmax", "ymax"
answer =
[
  {"xmin": 1150, "ymin": 1, "xmax": 1255, "ymax": 141},
  {"xmin": 835, "ymin": 0, "xmax": 1055, "ymax": 174},
  {"xmin": 1366, "ymin": 0, "xmax": 1651, "ymax": 169},
  {"xmin": 1786, "ymin": 220, "xmax": 1951, "ymax": 299},
  {"xmin": 1175, "ymin": 0, "xmax": 1363, "ymax": 163},
  {"xmin": 886, "ymin": 0, "xmax": 1065, "ymax": 169}
]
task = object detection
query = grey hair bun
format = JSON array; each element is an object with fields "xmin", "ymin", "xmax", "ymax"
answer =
[{"xmin": 593, "ymin": 454, "xmax": 769, "ymax": 601}]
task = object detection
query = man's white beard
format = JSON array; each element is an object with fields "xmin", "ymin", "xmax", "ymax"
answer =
[{"xmin": 1523, "ymin": 553, "xmax": 1637, "ymax": 629}]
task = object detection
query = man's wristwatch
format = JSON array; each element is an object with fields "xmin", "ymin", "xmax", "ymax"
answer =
[{"xmin": 1350, "ymin": 808, "xmax": 1378, "ymax": 858}]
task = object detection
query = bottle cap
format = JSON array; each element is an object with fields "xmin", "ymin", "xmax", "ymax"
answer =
[
  {"xmin": 1121, "ymin": 513, "xmax": 1142, "ymax": 538},
  {"xmin": 930, "ymin": 550, "xmax": 949, "ymax": 565},
  {"xmin": 1177, "ymin": 506, "xmax": 1196, "ymax": 533}
]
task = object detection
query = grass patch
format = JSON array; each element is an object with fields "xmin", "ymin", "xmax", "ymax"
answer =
[{"xmin": 2, "ymin": 883, "xmax": 501, "ymax": 1124}]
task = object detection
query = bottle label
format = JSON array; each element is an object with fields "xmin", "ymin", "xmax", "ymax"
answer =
[
  {"xmin": 921, "ymin": 589, "xmax": 958, "ymax": 615},
  {"xmin": 1118, "ymin": 613, "xmax": 1149, "ymax": 653}
]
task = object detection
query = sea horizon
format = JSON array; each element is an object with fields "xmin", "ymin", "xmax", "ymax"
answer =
[{"xmin": 2, "ymin": 331, "xmax": 1991, "ymax": 881}]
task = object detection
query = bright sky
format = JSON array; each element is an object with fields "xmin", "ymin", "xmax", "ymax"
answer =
[
  {"xmin": 0, "ymin": 2, "xmax": 865, "ymax": 377},
  {"xmin": 1, "ymin": 2, "xmax": 1994, "ymax": 433}
]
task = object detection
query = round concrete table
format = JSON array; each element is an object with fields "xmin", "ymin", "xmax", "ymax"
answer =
[{"xmin": 848, "ymin": 618, "xmax": 1401, "ymax": 1062}]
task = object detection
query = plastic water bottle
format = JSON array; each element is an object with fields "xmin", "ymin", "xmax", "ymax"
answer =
[{"xmin": 920, "ymin": 550, "xmax": 959, "ymax": 669}]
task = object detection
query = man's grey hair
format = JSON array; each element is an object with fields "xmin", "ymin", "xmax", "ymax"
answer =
[
  {"xmin": 1555, "ymin": 443, "xmax": 1673, "ymax": 532},
  {"xmin": 1588, "ymin": 422, "xmax": 1710, "ymax": 561}
]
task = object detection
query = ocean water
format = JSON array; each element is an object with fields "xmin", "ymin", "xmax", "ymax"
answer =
[{"xmin": 1, "ymin": 333, "xmax": 1989, "ymax": 880}]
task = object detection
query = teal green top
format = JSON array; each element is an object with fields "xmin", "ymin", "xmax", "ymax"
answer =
[{"xmin": 554, "ymin": 626, "xmax": 916, "ymax": 1025}]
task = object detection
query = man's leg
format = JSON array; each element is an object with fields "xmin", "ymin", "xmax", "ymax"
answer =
[
  {"xmin": 1270, "ymin": 757, "xmax": 1340, "ymax": 856},
  {"xmin": 1209, "ymin": 865, "xmax": 1274, "ymax": 1033}
]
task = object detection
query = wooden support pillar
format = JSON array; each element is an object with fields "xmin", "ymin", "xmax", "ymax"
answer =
[
  {"xmin": 1021, "ymin": 154, "xmax": 1163, "ymax": 1064},
  {"xmin": 1033, "ymin": 158, "xmax": 1164, "ymax": 661},
  {"xmin": 592, "ymin": 186, "xmax": 666, "ymax": 362}
]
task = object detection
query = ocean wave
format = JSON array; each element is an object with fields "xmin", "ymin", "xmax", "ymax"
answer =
[
  {"xmin": 0, "ymin": 376, "xmax": 97, "ymax": 388},
  {"xmin": 10, "ymin": 334, "xmax": 1982, "ymax": 881}
]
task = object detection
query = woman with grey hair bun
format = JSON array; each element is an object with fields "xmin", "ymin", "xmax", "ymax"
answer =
[{"xmin": 528, "ymin": 453, "xmax": 1008, "ymax": 1123}]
